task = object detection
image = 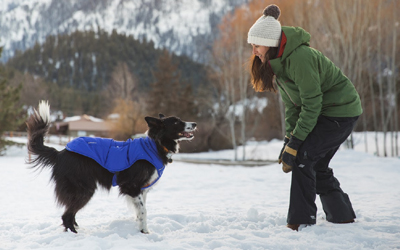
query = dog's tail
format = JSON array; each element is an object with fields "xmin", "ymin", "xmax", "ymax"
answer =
[{"xmin": 26, "ymin": 100, "xmax": 59, "ymax": 169}]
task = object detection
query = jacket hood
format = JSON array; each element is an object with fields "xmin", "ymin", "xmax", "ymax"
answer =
[{"xmin": 280, "ymin": 26, "xmax": 311, "ymax": 60}]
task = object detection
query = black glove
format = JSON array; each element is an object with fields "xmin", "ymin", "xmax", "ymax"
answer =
[
  {"xmin": 281, "ymin": 135, "xmax": 303, "ymax": 173},
  {"xmin": 278, "ymin": 136, "xmax": 290, "ymax": 164}
]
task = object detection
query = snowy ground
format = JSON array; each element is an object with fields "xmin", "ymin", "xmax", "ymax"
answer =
[{"xmin": 0, "ymin": 133, "xmax": 399, "ymax": 250}]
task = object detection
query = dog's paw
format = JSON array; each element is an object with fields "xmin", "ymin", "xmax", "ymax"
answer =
[
  {"xmin": 140, "ymin": 229, "xmax": 150, "ymax": 234},
  {"xmin": 64, "ymin": 227, "xmax": 78, "ymax": 234}
]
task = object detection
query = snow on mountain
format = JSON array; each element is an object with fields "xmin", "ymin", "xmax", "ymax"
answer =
[{"xmin": 0, "ymin": 0, "xmax": 248, "ymax": 63}]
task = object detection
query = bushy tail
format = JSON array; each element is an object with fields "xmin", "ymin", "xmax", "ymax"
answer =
[{"xmin": 26, "ymin": 101, "xmax": 59, "ymax": 169}]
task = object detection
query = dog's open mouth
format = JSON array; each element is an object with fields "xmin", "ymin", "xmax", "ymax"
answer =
[
  {"xmin": 177, "ymin": 122, "xmax": 196, "ymax": 141},
  {"xmin": 179, "ymin": 132, "xmax": 194, "ymax": 139}
]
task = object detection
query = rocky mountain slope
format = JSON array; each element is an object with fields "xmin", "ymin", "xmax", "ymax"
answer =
[{"xmin": 0, "ymin": 0, "xmax": 248, "ymax": 63}]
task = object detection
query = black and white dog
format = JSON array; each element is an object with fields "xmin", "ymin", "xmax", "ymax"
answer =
[{"xmin": 26, "ymin": 101, "xmax": 196, "ymax": 234}]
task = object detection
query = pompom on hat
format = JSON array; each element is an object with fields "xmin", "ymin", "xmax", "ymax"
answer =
[{"xmin": 247, "ymin": 4, "xmax": 282, "ymax": 47}]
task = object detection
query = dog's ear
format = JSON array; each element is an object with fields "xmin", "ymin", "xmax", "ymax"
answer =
[
  {"xmin": 159, "ymin": 114, "xmax": 165, "ymax": 119},
  {"xmin": 145, "ymin": 116, "xmax": 163, "ymax": 128}
]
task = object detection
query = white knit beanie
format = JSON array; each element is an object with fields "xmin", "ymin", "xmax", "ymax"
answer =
[{"xmin": 247, "ymin": 5, "xmax": 281, "ymax": 47}]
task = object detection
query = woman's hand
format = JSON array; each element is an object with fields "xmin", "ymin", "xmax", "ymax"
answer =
[
  {"xmin": 278, "ymin": 136, "xmax": 290, "ymax": 164},
  {"xmin": 280, "ymin": 135, "xmax": 303, "ymax": 173}
]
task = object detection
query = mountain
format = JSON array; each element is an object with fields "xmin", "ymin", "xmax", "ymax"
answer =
[{"xmin": 0, "ymin": 0, "xmax": 248, "ymax": 63}]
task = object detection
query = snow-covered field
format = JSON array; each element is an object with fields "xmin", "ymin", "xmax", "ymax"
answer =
[{"xmin": 1, "ymin": 133, "xmax": 399, "ymax": 250}]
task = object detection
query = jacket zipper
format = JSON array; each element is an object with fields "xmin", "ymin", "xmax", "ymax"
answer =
[{"xmin": 276, "ymin": 79, "xmax": 298, "ymax": 107}]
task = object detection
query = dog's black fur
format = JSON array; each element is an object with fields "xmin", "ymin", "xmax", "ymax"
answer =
[{"xmin": 26, "ymin": 101, "xmax": 196, "ymax": 234}]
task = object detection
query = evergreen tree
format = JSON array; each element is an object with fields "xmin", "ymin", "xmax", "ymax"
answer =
[
  {"xmin": 147, "ymin": 50, "xmax": 197, "ymax": 119},
  {"xmin": 0, "ymin": 48, "xmax": 26, "ymax": 154},
  {"xmin": 147, "ymin": 50, "xmax": 181, "ymax": 116}
]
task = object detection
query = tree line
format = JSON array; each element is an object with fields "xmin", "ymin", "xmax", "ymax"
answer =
[{"xmin": 6, "ymin": 28, "xmax": 208, "ymax": 118}]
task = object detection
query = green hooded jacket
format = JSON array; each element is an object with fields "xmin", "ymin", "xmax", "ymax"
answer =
[{"xmin": 269, "ymin": 26, "xmax": 362, "ymax": 141}]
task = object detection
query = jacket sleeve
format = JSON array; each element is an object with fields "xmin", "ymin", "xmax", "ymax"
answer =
[
  {"xmin": 287, "ymin": 48, "xmax": 322, "ymax": 141},
  {"xmin": 278, "ymin": 87, "xmax": 300, "ymax": 138}
]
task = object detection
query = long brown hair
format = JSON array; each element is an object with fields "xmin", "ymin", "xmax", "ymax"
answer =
[{"xmin": 249, "ymin": 47, "xmax": 278, "ymax": 92}]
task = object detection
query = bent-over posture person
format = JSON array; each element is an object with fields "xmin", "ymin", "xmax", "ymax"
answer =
[{"xmin": 247, "ymin": 4, "xmax": 362, "ymax": 231}]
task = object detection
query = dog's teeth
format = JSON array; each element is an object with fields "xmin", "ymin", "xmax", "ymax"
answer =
[{"xmin": 179, "ymin": 132, "xmax": 194, "ymax": 138}]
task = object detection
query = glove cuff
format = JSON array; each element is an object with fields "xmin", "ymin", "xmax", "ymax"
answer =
[
  {"xmin": 284, "ymin": 145, "xmax": 298, "ymax": 157},
  {"xmin": 288, "ymin": 135, "xmax": 303, "ymax": 151},
  {"xmin": 283, "ymin": 136, "xmax": 290, "ymax": 144}
]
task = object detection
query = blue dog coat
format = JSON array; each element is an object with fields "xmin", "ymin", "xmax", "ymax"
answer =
[{"xmin": 66, "ymin": 137, "xmax": 165, "ymax": 189}]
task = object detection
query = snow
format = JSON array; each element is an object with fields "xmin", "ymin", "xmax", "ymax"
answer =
[
  {"xmin": 61, "ymin": 116, "xmax": 82, "ymax": 122},
  {"xmin": 1, "ymin": 133, "xmax": 400, "ymax": 250},
  {"xmin": 227, "ymin": 97, "xmax": 269, "ymax": 118},
  {"xmin": 62, "ymin": 115, "xmax": 104, "ymax": 123},
  {"xmin": 0, "ymin": 0, "xmax": 25, "ymax": 13}
]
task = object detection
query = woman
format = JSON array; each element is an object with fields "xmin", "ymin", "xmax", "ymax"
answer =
[{"xmin": 247, "ymin": 4, "xmax": 362, "ymax": 231}]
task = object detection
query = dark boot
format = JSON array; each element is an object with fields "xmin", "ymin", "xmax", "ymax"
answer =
[{"xmin": 287, "ymin": 224, "xmax": 311, "ymax": 231}]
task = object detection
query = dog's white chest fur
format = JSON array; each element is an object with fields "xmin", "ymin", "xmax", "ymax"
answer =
[{"xmin": 147, "ymin": 171, "xmax": 159, "ymax": 188}]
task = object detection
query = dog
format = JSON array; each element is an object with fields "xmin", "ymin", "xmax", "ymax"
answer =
[{"xmin": 26, "ymin": 101, "xmax": 196, "ymax": 234}]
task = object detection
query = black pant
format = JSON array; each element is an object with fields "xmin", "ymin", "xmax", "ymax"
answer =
[{"xmin": 287, "ymin": 115, "xmax": 358, "ymax": 225}]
